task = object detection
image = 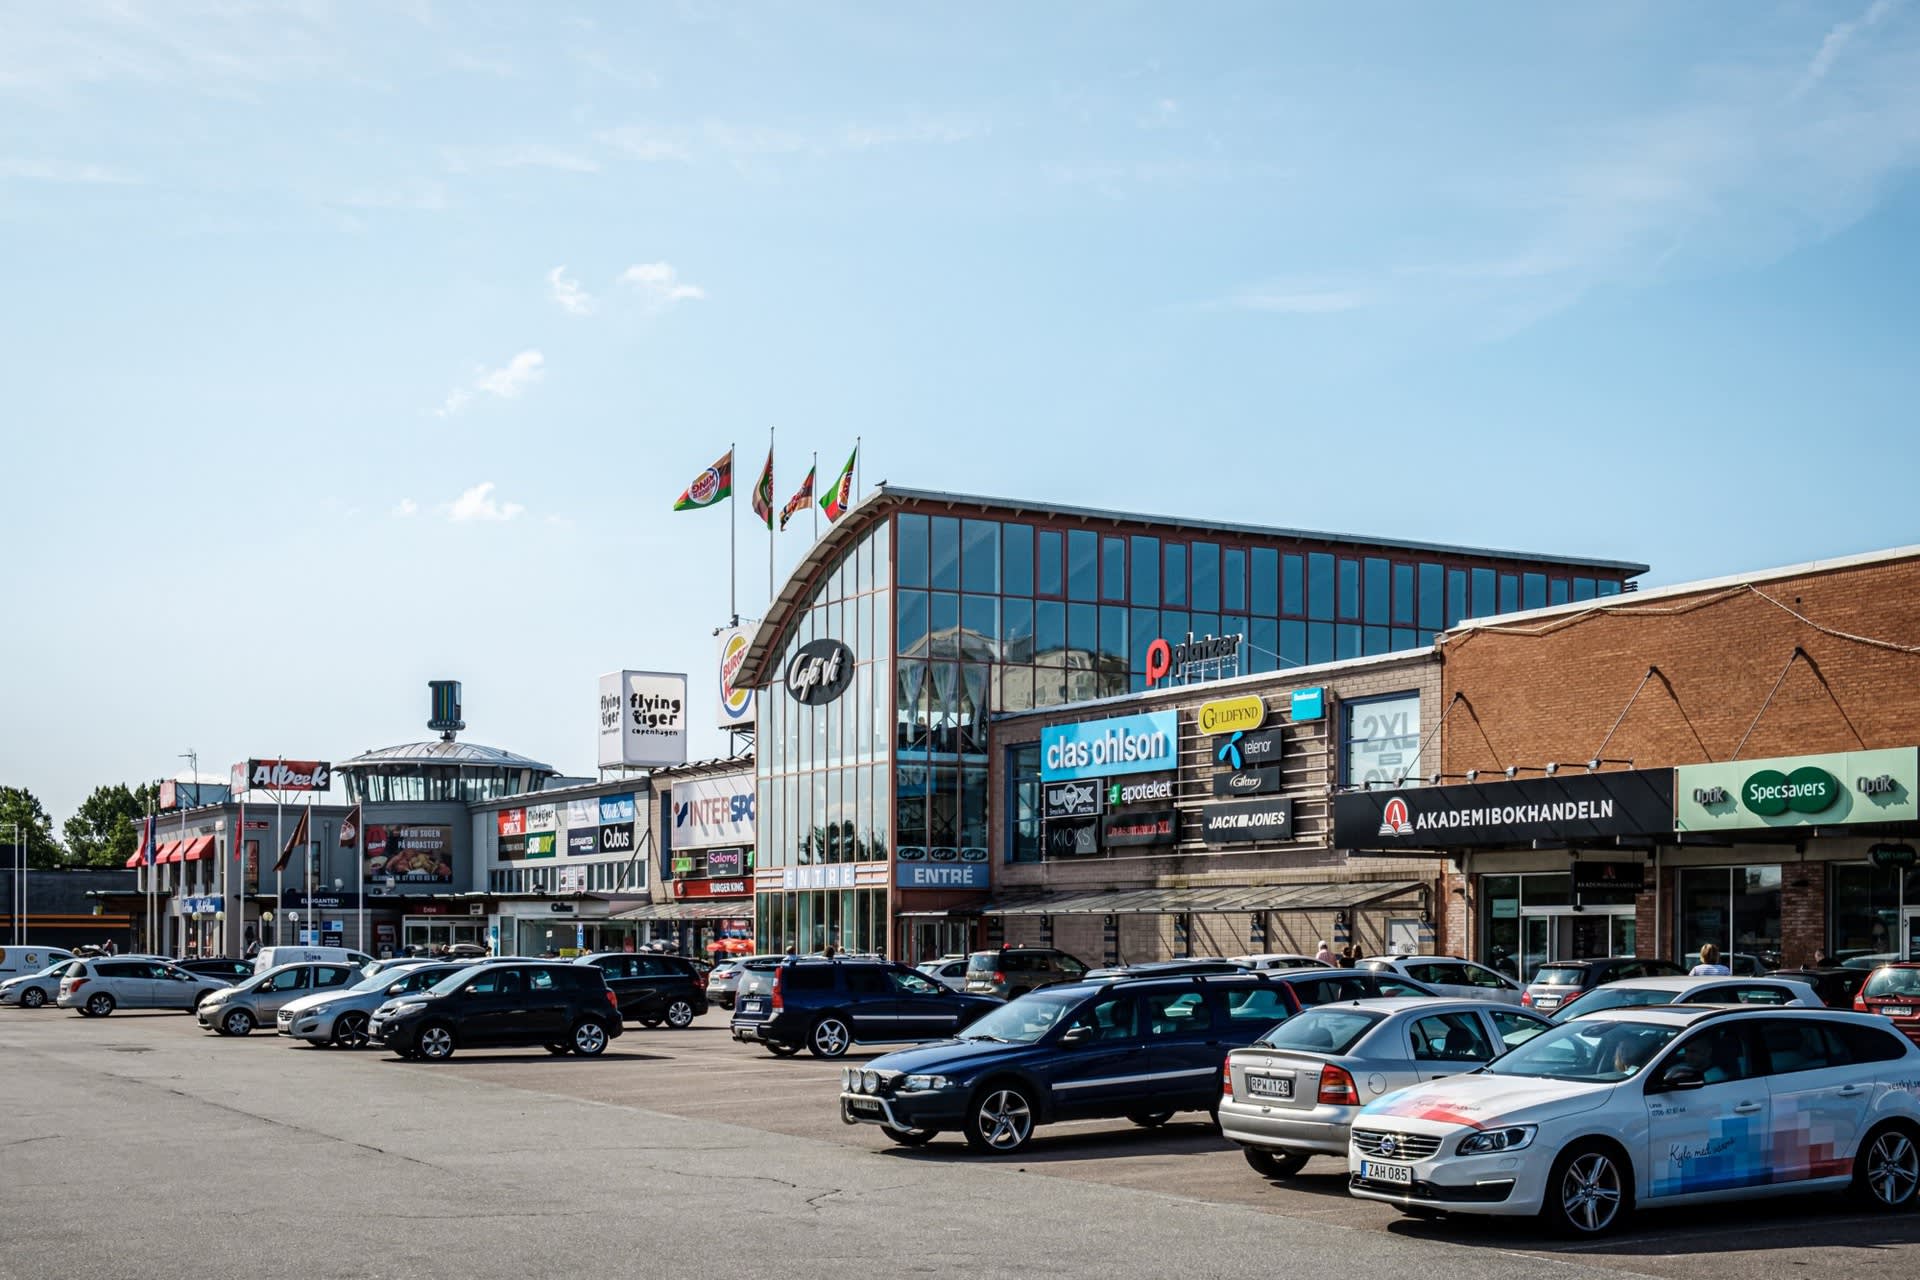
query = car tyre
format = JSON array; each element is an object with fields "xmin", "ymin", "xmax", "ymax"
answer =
[
  {"xmin": 766, "ymin": 1042, "xmax": 802, "ymax": 1058},
  {"xmin": 884, "ymin": 1127, "xmax": 939, "ymax": 1147},
  {"xmin": 965, "ymin": 1082, "xmax": 1035, "ymax": 1154},
  {"xmin": 1540, "ymin": 1142, "xmax": 1631, "ymax": 1238},
  {"xmin": 415, "ymin": 1023, "xmax": 456, "ymax": 1061},
  {"xmin": 1244, "ymin": 1147, "xmax": 1308, "ymax": 1179},
  {"xmin": 21, "ymin": 987, "xmax": 45, "ymax": 1009},
  {"xmin": 1853, "ymin": 1122, "xmax": 1920, "ymax": 1210},
  {"xmin": 85, "ymin": 992, "xmax": 116, "ymax": 1018},
  {"xmin": 571, "ymin": 1019, "xmax": 610, "ymax": 1057},
  {"xmin": 222, "ymin": 1008, "xmax": 255, "ymax": 1036},
  {"xmin": 639, "ymin": 1016, "xmax": 663, "ymax": 1029},
  {"xmin": 331, "ymin": 1011, "xmax": 371, "ymax": 1049},
  {"xmin": 665, "ymin": 999, "xmax": 696, "ymax": 1029},
  {"xmin": 1128, "ymin": 1111, "xmax": 1176, "ymax": 1129},
  {"xmin": 545, "ymin": 1043, "xmax": 570, "ymax": 1055},
  {"xmin": 808, "ymin": 1016, "xmax": 852, "ymax": 1058}
]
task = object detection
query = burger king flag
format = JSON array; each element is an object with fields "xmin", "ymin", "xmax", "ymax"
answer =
[{"xmin": 672, "ymin": 450, "xmax": 734, "ymax": 511}]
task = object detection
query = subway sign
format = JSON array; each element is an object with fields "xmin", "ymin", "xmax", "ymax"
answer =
[{"xmin": 1040, "ymin": 711, "xmax": 1178, "ymax": 781}]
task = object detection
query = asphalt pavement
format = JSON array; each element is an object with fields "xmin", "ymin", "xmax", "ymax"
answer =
[{"xmin": 1, "ymin": 1006, "xmax": 1915, "ymax": 1280}]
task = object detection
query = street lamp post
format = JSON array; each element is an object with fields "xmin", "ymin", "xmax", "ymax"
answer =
[{"xmin": 3, "ymin": 820, "xmax": 23, "ymax": 946}]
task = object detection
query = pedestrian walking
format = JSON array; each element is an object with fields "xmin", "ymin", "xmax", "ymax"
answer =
[
  {"xmin": 1314, "ymin": 940, "xmax": 1336, "ymax": 965},
  {"xmin": 1690, "ymin": 942, "xmax": 1732, "ymax": 976}
]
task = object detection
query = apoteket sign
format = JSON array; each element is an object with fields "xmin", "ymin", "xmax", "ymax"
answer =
[{"xmin": 786, "ymin": 639, "xmax": 854, "ymax": 705}]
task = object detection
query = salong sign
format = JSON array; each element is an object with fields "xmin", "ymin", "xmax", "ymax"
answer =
[
  {"xmin": 1332, "ymin": 770, "xmax": 1676, "ymax": 849},
  {"xmin": 1675, "ymin": 748, "xmax": 1918, "ymax": 833}
]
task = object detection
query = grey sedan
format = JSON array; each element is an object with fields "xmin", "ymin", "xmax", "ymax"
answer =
[
  {"xmin": 277, "ymin": 962, "xmax": 468, "ymax": 1047},
  {"xmin": 1221, "ymin": 998, "xmax": 1552, "ymax": 1179},
  {"xmin": 1, "ymin": 959, "xmax": 76, "ymax": 1009},
  {"xmin": 197, "ymin": 961, "xmax": 362, "ymax": 1036}
]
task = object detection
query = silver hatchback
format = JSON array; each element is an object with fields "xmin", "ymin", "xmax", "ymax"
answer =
[
  {"xmin": 1221, "ymin": 998, "xmax": 1552, "ymax": 1179},
  {"xmin": 197, "ymin": 961, "xmax": 361, "ymax": 1036},
  {"xmin": 277, "ymin": 962, "xmax": 466, "ymax": 1048},
  {"xmin": 56, "ymin": 957, "xmax": 233, "ymax": 1017}
]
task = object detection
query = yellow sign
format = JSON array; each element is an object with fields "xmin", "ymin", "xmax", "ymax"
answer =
[{"xmin": 1197, "ymin": 695, "xmax": 1266, "ymax": 736}]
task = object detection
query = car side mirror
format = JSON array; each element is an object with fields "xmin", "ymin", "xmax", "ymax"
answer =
[
  {"xmin": 1059, "ymin": 1025, "xmax": 1093, "ymax": 1048},
  {"xmin": 1657, "ymin": 1066, "xmax": 1706, "ymax": 1092},
  {"xmin": 388, "ymin": 982, "xmax": 407, "ymax": 995}
]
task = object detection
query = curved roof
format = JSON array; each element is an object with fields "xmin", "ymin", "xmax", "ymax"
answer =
[{"xmin": 336, "ymin": 740, "xmax": 556, "ymax": 774}]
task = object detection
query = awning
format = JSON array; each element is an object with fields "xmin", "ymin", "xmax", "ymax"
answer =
[
  {"xmin": 155, "ymin": 841, "xmax": 182, "ymax": 864},
  {"xmin": 613, "ymin": 900, "xmax": 754, "ymax": 922},
  {"xmin": 125, "ymin": 847, "xmax": 146, "ymax": 868},
  {"xmin": 979, "ymin": 880, "xmax": 1427, "ymax": 918},
  {"xmin": 178, "ymin": 835, "xmax": 216, "ymax": 862}
]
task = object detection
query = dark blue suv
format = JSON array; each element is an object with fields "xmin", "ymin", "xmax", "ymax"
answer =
[
  {"xmin": 730, "ymin": 958, "xmax": 1001, "ymax": 1058},
  {"xmin": 838, "ymin": 972, "xmax": 1297, "ymax": 1152}
]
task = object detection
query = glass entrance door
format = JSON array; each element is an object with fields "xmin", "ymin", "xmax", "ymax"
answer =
[
  {"xmin": 1905, "ymin": 910, "xmax": 1920, "ymax": 961},
  {"xmin": 906, "ymin": 919, "xmax": 972, "ymax": 966},
  {"xmin": 1519, "ymin": 911, "xmax": 1636, "ymax": 981}
]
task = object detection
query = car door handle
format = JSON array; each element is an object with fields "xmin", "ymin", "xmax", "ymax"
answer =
[
  {"xmin": 1837, "ymin": 1085, "xmax": 1868, "ymax": 1097},
  {"xmin": 1732, "ymin": 1101, "xmax": 1764, "ymax": 1115}
]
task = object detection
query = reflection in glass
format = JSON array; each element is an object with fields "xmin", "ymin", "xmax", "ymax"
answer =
[
  {"xmin": 1003, "ymin": 522, "xmax": 1034, "ymax": 596},
  {"xmin": 1067, "ymin": 530, "xmax": 1097, "ymax": 601},
  {"xmin": 1101, "ymin": 536, "xmax": 1125, "ymax": 600},
  {"xmin": 1038, "ymin": 530, "xmax": 1063, "ymax": 595},
  {"xmin": 1164, "ymin": 542, "xmax": 1187, "ymax": 606},
  {"xmin": 1251, "ymin": 547, "xmax": 1277, "ymax": 616},
  {"xmin": 929, "ymin": 517, "xmax": 960, "ymax": 590},
  {"xmin": 1224, "ymin": 547, "xmax": 1246, "ymax": 613},
  {"xmin": 1131, "ymin": 536, "xmax": 1160, "ymax": 605},
  {"xmin": 896, "ymin": 514, "xmax": 929, "ymax": 589},
  {"xmin": 962, "ymin": 519, "xmax": 999, "ymax": 593},
  {"xmin": 1191, "ymin": 542, "xmax": 1220, "ymax": 612}
]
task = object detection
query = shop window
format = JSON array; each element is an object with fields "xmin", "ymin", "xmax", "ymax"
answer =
[
  {"xmin": 1164, "ymin": 542, "xmax": 1188, "ymax": 606},
  {"xmin": 1131, "ymin": 536, "xmax": 1160, "ymax": 605},
  {"xmin": 1523, "ymin": 572, "xmax": 1546, "ymax": 610},
  {"xmin": 1418, "ymin": 563, "xmax": 1443, "ymax": 630},
  {"xmin": 1191, "ymin": 541, "xmax": 1220, "ymax": 612},
  {"xmin": 1283, "ymin": 553, "xmax": 1304, "ymax": 616},
  {"xmin": 1677, "ymin": 867, "xmax": 1781, "ymax": 971},
  {"xmin": 1307, "ymin": 553, "xmax": 1334, "ymax": 621},
  {"xmin": 1470, "ymin": 567, "xmax": 1496, "ymax": 618},
  {"xmin": 961, "ymin": 519, "xmax": 999, "ymax": 593},
  {"xmin": 1830, "ymin": 864, "xmax": 1901, "ymax": 963},
  {"xmin": 1364, "ymin": 557, "xmax": 1389, "ymax": 624},
  {"xmin": 1223, "ymin": 547, "xmax": 1246, "ymax": 613},
  {"xmin": 1101, "ymin": 536, "xmax": 1126, "ymax": 601},
  {"xmin": 896, "ymin": 514, "xmax": 929, "ymax": 589},
  {"xmin": 1573, "ymin": 577, "xmax": 1596, "ymax": 601},
  {"xmin": 1067, "ymin": 530, "xmax": 1098, "ymax": 602},
  {"xmin": 1342, "ymin": 691, "xmax": 1421, "ymax": 788},
  {"xmin": 1338, "ymin": 558, "xmax": 1359, "ymax": 619},
  {"xmin": 929, "ymin": 516, "xmax": 961, "ymax": 591},
  {"xmin": 1499, "ymin": 573, "xmax": 1518, "ymax": 614},
  {"xmin": 1250, "ymin": 548, "xmax": 1277, "ymax": 616},
  {"xmin": 1550, "ymin": 578, "xmax": 1570, "ymax": 605},
  {"xmin": 1038, "ymin": 529, "xmax": 1063, "ymax": 596},
  {"xmin": 1003, "ymin": 522, "xmax": 1034, "ymax": 596}
]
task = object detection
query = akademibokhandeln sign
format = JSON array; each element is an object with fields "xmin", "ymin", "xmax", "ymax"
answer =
[
  {"xmin": 1041, "ymin": 711, "xmax": 1178, "ymax": 781},
  {"xmin": 1674, "ymin": 748, "xmax": 1917, "ymax": 832},
  {"xmin": 1331, "ymin": 770, "xmax": 1676, "ymax": 849}
]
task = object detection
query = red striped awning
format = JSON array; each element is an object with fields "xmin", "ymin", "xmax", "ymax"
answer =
[
  {"xmin": 178, "ymin": 835, "xmax": 216, "ymax": 862},
  {"xmin": 155, "ymin": 840, "xmax": 183, "ymax": 864}
]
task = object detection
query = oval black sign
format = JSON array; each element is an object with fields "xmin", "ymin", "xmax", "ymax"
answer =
[{"xmin": 786, "ymin": 639, "xmax": 855, "ymax": 705}]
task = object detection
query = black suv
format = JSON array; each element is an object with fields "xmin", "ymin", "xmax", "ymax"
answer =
[
  {"xmin": 1521, "ymin": 957, "xmax": 1688, "ymax": 1013},
  {"xmin": 838, "ymin": 971, "xmax": 1302, "ymax": 1153},
  {"xmin": 369, "ymin": 961, "xmax": 623, "ymax": 1061},
  {"xmin": 963, "ymin": 947, "xmax": 1090, "ymax": 998},
  {"xmin": 174, "ymin": 957, "xmax": 260, "ymax": 984},
  {"xmin": 731, "ymin": 958, "xmax": 1001, "ymax": 1058},
  {"xmin": 577, "ymin": 952, "xmax": 709, "ymax": 1028}
]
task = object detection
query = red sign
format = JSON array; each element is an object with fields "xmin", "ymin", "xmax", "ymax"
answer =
[
  {"xmin": 673, "ymin": 877, "xmax": 752, "ymax": 899},
  {"xmin": 246, "ymin": 758, "xmax": 333, "ymax": 791},
  {"xmin": 497, "ymin": 809, "xmax": 526, "ymax": 837}
]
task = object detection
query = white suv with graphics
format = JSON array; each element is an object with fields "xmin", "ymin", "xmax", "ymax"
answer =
[{"xmin": 1346, "ymin": 1005, "xmax": 1920, "ymax": 1235}]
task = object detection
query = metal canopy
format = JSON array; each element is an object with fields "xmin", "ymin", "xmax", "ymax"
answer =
[
  {"xmin": 979, "ymin": 880, "xmax": 1426, "ymax": 917},
  {"xmin": 612, "ymin": 900, "xmax": 752, "ymax": 921}
]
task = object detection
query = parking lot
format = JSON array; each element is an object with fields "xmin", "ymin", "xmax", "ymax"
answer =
[{"xmin": 3, "ymin": 1004, "xmax": 1917, "ymax": 1280}]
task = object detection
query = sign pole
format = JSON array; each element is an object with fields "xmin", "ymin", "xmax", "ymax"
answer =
[
  {"xmin": 767, "ymin": 425, "xmax": 775, "ymax": 601},
  {"xmin": 729, "ymin": 439, "xmax": 738, "ymax": 626},
  {"xmin": 274, "ymin": 790, "xmax": 283, "ymax": 947},
  {"xmin": 356, "ymin": 810, "xmax": 365, "ymax": 954}
]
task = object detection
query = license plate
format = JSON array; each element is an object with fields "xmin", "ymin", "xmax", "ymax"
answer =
[
  {"xmin": 740, "ymin": 999, "xmax": 763, "ymax": 1013},
  {"xmin": 849, "ymin": 1098, "xmax": 882, "ymax": 1116},
  {"xmin": 1534, "ymin": 996, "xmax": 1561, "ymax": 1009},
  {"xmin": 1883, "ymin": 1006, "xmax": 1914, "ymax": 1018},
  {"xmin": 1362, "ymin": 1160, "xmax": 1412, "ymax": 1185},
  {"xmin": 1247, "ymin": 1074, "xmax": 1294, "ymax": 1100}
]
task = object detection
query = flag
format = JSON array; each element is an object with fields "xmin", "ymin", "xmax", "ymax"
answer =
[
  {"xmin": 339, "ymin": 805, "xmax": 362, "ymax": 848},
  {"xmin": 672, "ymin": 450, "xmax": 733, "ymax": 511},
  {"xmin": 235, "ymin": 802, "xmax": 245, "ymax": 861},
  {"xmin": 779, "ymin": 466, "xmax": 816, "ymax": 530},
  {"xmin": 820, "ymin": 445, "xmax": 857, "ymax": 522},
  {"xmin": 140, "ymin": 814, "xmax": 156, "ymax": 866},
  {"xmin": 751, "ymin": 448, "xmax": 774, "ymax": 529},
  {"xmin": 273, "ymin": 806, "xmax": 310, "ymax": 874}
]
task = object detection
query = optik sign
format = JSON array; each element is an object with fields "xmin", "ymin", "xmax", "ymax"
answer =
[{"xmin": 1040, "ymin": 711, "xmax": 1178, "ymax": 782}]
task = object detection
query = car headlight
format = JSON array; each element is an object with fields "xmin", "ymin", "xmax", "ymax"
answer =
[
  {"xmin": 858, "ymin": 1070, "xmax": 879, "ymax": 1094},
  {"xmin": 842, "ymin": 1068, "xmax": 857, "ymax": 1092},
  {"xmin": 306, "ymin": 1005, "xmax": 331, "ymax": 1019},
  {"xmin": 902, "ymin": 1074, "xmax": 951, "ymax": 1092},
  {"xmin": 1456, "ymin": 1125, "xmax": 1536, "ymax": 1156},
  {"xmin": 391, "ymin": 1001, "xmax": 429, "ymax": 1016}
]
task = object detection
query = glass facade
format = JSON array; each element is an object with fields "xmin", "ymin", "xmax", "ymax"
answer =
[
  {"xmin": 1676, "ymin": 866, "xmax": 1782, "ymax": 971},
  {"xmin": 755, "ymin": 502, "xmax": 1634, "ymax": 956}
]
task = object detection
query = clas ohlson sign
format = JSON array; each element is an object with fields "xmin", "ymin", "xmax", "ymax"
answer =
[
  {"xmin": 1675, "ymin": 747, "xmax": 1918, "ymax": 832},
  {"xmin": 1041, "ymin": 711, "xmax": 1178, "ymax": 782}
]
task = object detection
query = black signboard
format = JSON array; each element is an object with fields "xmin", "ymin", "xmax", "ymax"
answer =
[
  {"xmin": 1572, "ymin": 860, "xmax": 1647, "ymax": 892},
  {"xmin": 786, "ymin": 639, "xmax": 856, "ymax": 705},
  {"xmin": 566, "ymin": 829, "xmax": 599, "ymax": 857},
  {"xmin": 1046, "ymin": 820, "xmax": 1099, "ymax": 857},
  {"xmin": 598, "ymin": 823, "xmax": 636, "ymax": 855},
  {"xmin": 1043, "ymin": 779, "xmax": 1104, "ymax": 820},
  {"xmin": 279, "ymin": 889, "xmax": 364, "ymax": 910},
  {"xmin": 1102, "ymin": 810, "xmax": 1177, "ymax": 848},
  {"xmin": 1213, "ymin": 728, "xmax": 1284, "ymax": 771},
  {"xmin": 1202, "ymin": 798, "xmax": 1295, "ymax": 845},
  {"xmin": 1213, "ymin": 767, "xmax": 1282, "ymax": 798},
  {"xmin": 1331, "ymin": 770, "xmax": 1676, "ymax": 850}
]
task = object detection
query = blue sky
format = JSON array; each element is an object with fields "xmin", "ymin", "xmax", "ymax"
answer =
[{"xmin": 5, "ymin": 2, "xmax": 1919, "ymax": 824}]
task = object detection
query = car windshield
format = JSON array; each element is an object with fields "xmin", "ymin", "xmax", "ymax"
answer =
[
  {"xmin": 1487, "ymin": 1019, "xmax": 1679, "ymax": 1081},
  {"xmin": 956, "ymin": 991, "xmax": 1082, "ymax": 1044},
  {"xmin": 966, "ymin": 954, "xmax": 999, "ymax": 973},
  {"xmin": 427, "ymin": 963, "xmax": 491, "ymax": 996},
  {"xmin": 1255, "ymin": 1008, "xmax": 1380, "ymax": 1053},
  {"xmin": 1864, "ymin": 968, "xmax": 1920, "ymax": 998},
  {"xmin": 1552, "ymin": 987, "xmax": 1679, "ymax": 1021},
  {"xmin": 1532, "ymin": 966, "xmax": 1586, "ymax": 987}
]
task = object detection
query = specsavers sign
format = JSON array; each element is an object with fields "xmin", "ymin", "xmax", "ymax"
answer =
[
  {"xmin": 1675, "ymin": 748, "xmax": 1917, "ymax": 832},
  {"xmin": 1041, "ymin": 711, "xmax": 1178, "ymax": 781}
]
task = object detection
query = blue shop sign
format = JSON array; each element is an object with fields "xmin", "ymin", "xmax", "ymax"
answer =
[
  {"xmin": 896, "ymin": 863, "xmax": 989, "ymax": 890},
  {"xmin": 1290, "ymin": 687, "xmax": 1325, "ymax": 722},
  {"xmin": 1040, "ymin": 710, "xmax": 1179, "ymax": 781},
  {"xmin": 599, "ymin": 793, "xmax": 635, "ymax": 824}
]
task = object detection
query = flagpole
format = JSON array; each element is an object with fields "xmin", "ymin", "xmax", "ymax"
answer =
[
  {"xmin": 854, "ymin": 434, "xmax": 862, "ymax": 504},
  {"xmin": 811, "ymin": 451, "xmax": 818, "ymax": 541},
  {"xmin": 767, "ymin": 426, "xmax": 775, "ymax": 600},
  {"xmin": 275, "ymin": 792, "xmax": 283, "ymax": 947},
  {"xmin": 356, "ymin": 807, "xmax": 365, "ymax": 954},
  {"xmin": 729, "ymin": 439, "xmax": 738, "ymax": 625}
]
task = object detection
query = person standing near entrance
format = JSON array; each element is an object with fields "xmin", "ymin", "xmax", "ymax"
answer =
[
  {"xmin": 1315, "ymin": 940, "xmax": 1336, "ymax": 965},
  {"xmin": 1690, "ymin": 943, "xmax": 1732, "ymax": 976}
]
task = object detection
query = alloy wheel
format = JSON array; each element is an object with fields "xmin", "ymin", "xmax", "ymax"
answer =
[
  {"xmin": 22, "ymin": 988, "xmax": 45, "ymax": 1009},
  {"xmin": 417, "ymin": 1025, "xmax": 455, "ymax": 1060},
  {"xmin": 975, "ymin": 1089, "xmax": 1033, "ymax": 1152},
  {"xmin": 1559, "ymin": 1151, "xmax": 1623, "ymax": 1234},
  {"xmin": 1866, "ymin": 1130, "xmax": 1920, "ymax": 1207},
  {"xmin": 332, "ymin": 1012, "xmax": 370, "ymax": 1049},
  {"xmin": 86, "ymin": 993, "xmax": 114, "ymax": 1017},
  {"xmin": 810, "ymin": 1018, "xmax": 850, "ymax": 1058},
  {"xmin": 666, "ymin": 1000, "xmax": 695, "ymax": 1029},
  {"xmin": 573, "ymin": 1021, "xmax": 608, "ymax": 1056}
]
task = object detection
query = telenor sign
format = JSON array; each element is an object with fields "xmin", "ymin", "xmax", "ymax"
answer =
[{"xmin": 1197, "ymin": 695, "xmax": 1265, "ymax": 736}]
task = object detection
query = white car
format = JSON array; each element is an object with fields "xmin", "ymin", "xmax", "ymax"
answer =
[
  {"xmin": 1549, "ymin": 975, "xmax": 1821, "ymax": 1022},
  {"xmin": 1357, "ymin": 956, "xmax": 1524, "ymax": 1004},
  {"xmin": 1346, "ymin": 1005, "xmax": 1920, "ymax": 1235},
  {"xmin": 1227, "ymin": 953, "xmax": 1332, "ymax": 972},
  {"xmin": 915, "ymin": 956, "xmax": 971, "ymax": 992}
]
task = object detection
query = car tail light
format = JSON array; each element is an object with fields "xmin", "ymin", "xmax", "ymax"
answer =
[
  {"xmin": 1519, "ymin": 990, "xmax": 1533, "ymax": 1007},
  {"xmin": 993, "ymin": 971, "xmax": 1006, "ymax": 987},
  {"xmin": 606, "ymin": 991, "xmax": 620, "ymax": 1014},
  {"xmin": 64, "ymin": 978, "xmax": 86, "ymax": 994},
  {"xmin": 695, "ymin": 969, "xmax": 709, "ymax": 991},
  {"xmin": 1856, "ymin": 993, "xmax": 1870, "ymax": 1013},
  {"xmin": 1221, "ymin": 1060, "xmax": 1233, "ymax": 1100},
  {"xmin": 771, "ymin": 968, "xmax": 784, "ymax": 1011},
  {"xmin": 1317, "ymin": 1064, "xmax": 1359, "ymax": 1106}
]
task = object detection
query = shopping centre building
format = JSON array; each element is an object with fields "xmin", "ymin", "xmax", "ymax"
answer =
[{"xmin": 731, "ymin": 484, "xmax": 1645, "ymax": 962}]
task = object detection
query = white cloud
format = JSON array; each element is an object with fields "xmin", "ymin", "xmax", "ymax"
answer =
[
  {"xmin": 1227, "ymin": 288, "xmax": 1372, "ymax": 314},
  {"xmin": 433, "ymin": 349, "xmax": 543, "ymax": 417},
  {"xmin": 619, "ymin": 262, "xmax": 705, "ymax": 303},
  {"xmin": 441, "ymin": 143, "xmax": 600, "ymax": 175},
  {"xmin": 595, "ymin": 126, "xmax": 691, "ymax": 162},
  {"xmin": 445, "ymin": 482, "xmax": 525, "ymax": 523},
  {"xmin": 393, "ymin": 498, "xmax": 419, "ymax": 518},
  {"xmin": 1799, "ymin": 0, "xmax": 1899, "ymax": 96},
  {"xmin": 0, "ymin": 158, "xmax": 139, "ymax": 184},
  {"xmin": 547, "ymin": 266, "xmax": 594, "ymax": 315}
]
